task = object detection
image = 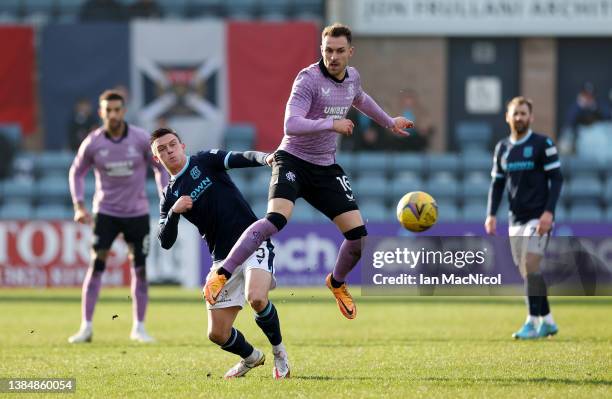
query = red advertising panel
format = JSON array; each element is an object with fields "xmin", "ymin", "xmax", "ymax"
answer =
[
  {"xmin": 0, "ymin": 26, "xmax": 36, "ymax": 134},
  {"xmin": 227, "ymin": 22, "xmax": 319, "ymax": 151},
  {"xmin": 0, "ymin": 221, "xmax": 130, "ymax": 287}
]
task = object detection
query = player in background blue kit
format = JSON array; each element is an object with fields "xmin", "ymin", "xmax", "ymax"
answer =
[{"xmin": 485, "ymin": 97, "xmax": 563, "ymax": 340}]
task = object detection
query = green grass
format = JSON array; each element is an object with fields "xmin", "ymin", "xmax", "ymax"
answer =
[{"xmin": 1, "ymin": 288, "xmax": 611, "ymax": 398}]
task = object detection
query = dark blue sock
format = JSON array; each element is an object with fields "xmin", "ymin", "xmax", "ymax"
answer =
[
  {"xmin": 255, "ymin": 301, "xmax": 282, "ymax": 346},
  {"xmin": 220, "ymin": 328, "xmax": 254, "ymax": 359}
]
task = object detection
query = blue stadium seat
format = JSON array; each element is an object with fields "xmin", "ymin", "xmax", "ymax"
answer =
[
  {"xmin": 435, "ymin": 199, "xmax": 460, "ymax": 222},
  {"xmin": 259, "ymin": 0, "xmax": 290, "ymax": 20},
  {"xmin": 229, "ymin": 174, "xmax": 248, "ymax": 194},
  {"xmin": 568, "ymin": 205, "xmax": 603, "ymax": 222},
  {"xmin": 2, "ymin": 178, "xmax": 35, "ymax": 203},
  {"xmin": 390, "ymin": 154, "xmax": 424, "ymax": 179},
  {"xmin": 293, "ymin": 0, "xmax": 323, "ymax": 19},
  {"xmin": 461, "ymin": 177, "xmax": 490, "ymax": 201},
  {"xmin": 360, "ymin": 201, "xmax": 388, "ymax": 222},
  {"xmin": 566, "ymin": 177, "xmax": 602, "ymax": 201},
  {"xmin": 354, "ymin": 175, "xmax": 388, "ymax": 201},
  {"xmin": 461, "ymin": 152, "xmax": 492, "ymax": 175},
  {"xmin": 0, "ymin": 203, "xmax": 33, "ymax": 220},
  {"xmin": 250, "ymin": 200, "xmax": 269, "ymax": 218},
  {"xmin": 426, "ymin": 154, "xmax": 459, "ymax": 177},
  {"xmin": 291, "ymin": 199, "xmax": 316, "ymax": 222},
  {"xmin": 603, "ymin": 178, "xmax": 612, "ymax": 201},
  {"xmin": 248, "ymin": 170, "xmax": 271, "ymax": 198},
  {"xmin": 554, "ymin": 206, "xmax": 568, "ymax": 223},
  {"xmin": 461, "ymin": 204, "xmax": 485, "ymax": 222},
  {"xmin": 36, "ymin": 151, "xmax": 74, "ymax": 178},
  {"xmin": 606, "ymin": 207, "xmax": 612, "ymax": 222},
  {"xmin": 564, "ymin": 156, "xmax": 603, "ymax": 180},
  {"xmin": 455, "ymin": 120, "xmax": 492, "ymax": 151},
  {"xmin": 36, "ymin": 175, "xmax": 71, "ymax": 205},
  {"xmin": 335, "ymin": 153, "xmax": 354, "ymax": 175},
  {"xmin": 225, "ymin": 0, "xmax": 257, "ymax": 18},
  {"xmin": 425, "ymin": 175, "xmax": 459, "ymax": 201},
  {"xmin": 355, "ymin": 152, "xmax": 389, "ymax": 177},
  {"xmin": 389, "ymin": 175, "xmax": 423, "ymax": 200},
  {"xmin": 33, "ymin": 204, "xmax": 72, "ymax": 220},
  {"xmin": 224, "ymin": 124, "xmax": 255, "ymax": 151}
]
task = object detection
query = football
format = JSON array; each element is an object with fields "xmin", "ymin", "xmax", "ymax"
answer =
[{"xmin": 396, "ymin": 191, "xmax": 438, "ymax": 232}]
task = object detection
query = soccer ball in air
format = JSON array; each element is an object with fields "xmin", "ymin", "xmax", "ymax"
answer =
[{"xmin": 396, "ymin": 191, "xmax": 438, "ymax": 232}]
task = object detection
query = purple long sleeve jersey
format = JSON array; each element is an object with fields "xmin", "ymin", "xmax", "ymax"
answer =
[
  {"xmin": 69, "ymin": 124, "xmax": 168, "ymax": 218},
  {"xmin": 279, "ymin": 60, "xmax": 395, "ymax": 166}
]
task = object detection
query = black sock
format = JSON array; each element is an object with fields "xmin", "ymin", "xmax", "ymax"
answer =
[
  {"xmin": 220, "ymin": 328, "xmax": 253, "ymax": 359},
  {"xmin": 526, "ymin": 272, "xmax": 548, "ymax": 316},
  {"xmin": 330, "ymin": 275, "xmax": 343, "ymax": 288},
  {"xmin": 255, "ymin": 301, "xmax": 282, "ymax": 346}
]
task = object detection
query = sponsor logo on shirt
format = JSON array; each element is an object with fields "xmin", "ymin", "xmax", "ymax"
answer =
[
  {"xmin": 190, "ymin": 166, "xmax": 201, "ymax": 180},
  {"xmin": 505, "ymin": 161, "xmax": 535, "ymax": 172},
  {"xmin": 190, "ymin": 177, "xmax": 212, "ymax": 200},
  {"xmin": 324, "ymin": 106, "xmax": 350, "ymax": 119},
  {"xmin": 321, "ymin": 87, "xmax": 331, "ymax": 97},
  {"xmin": 105, "ymin": 160, "xmax": 134, "ymax": 177}
]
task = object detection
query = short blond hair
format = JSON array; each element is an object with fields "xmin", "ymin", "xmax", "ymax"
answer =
[{"xmin": 507, "ymin": 96, "xmax": 533, "ymax": 113}]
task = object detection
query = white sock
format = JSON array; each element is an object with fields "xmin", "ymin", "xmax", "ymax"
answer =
[
  {"xmin": 526, "ymin": 315, "xmax": 539, "ymax": 326},
  {"xmin": 81, "ymin": 320, "xmax": 92, "ymax": 330},
  {"xmin": 272, "ymin": 342, "xmax": 285, "ymax": 354},
  {"xmin": 541, "ymin": 313, "xmax": 555, "ymax": 325},
  {"xmin": 244, "ymin": 348, "xmax": 260, "ymax": 363},
  {"xmin": 133, "ymin": 321, "xmax": 145, "ymax": 331}
]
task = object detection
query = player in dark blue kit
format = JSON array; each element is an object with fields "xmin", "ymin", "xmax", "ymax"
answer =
[
  {"xmin": 485, "ymin": 97, "xmax": 563, "ymax": 340},
  {"xmin": 150, "ymin": 128, "xmax": 290, "ymax": 379}
]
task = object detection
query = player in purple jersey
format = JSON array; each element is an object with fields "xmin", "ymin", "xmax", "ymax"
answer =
[
  {"xmin": 67, "ymin": 90, "xmax": 168, "ymax": 344},
  {"xmin": 204, "ymin": 23, "xmax": 413, "ymax": 319}
]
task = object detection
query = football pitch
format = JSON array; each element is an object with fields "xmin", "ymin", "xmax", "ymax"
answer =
[{"xmin": 1, "ymin": 287, "xmax": 611, "ymax": 398}]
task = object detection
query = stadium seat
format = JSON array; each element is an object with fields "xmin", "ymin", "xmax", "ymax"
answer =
[
  {"xmin": 355, "ymin": 152, "xmax": 389, "ymax": 177},
  {"xmin": 461, "ymin": 204, "xmax": 485, "ymax": 222},
  {"xmin": 259, "ymin": 0, "xmax": 290, "ymax": 20},
  {"xmin": 425, "ymin": 175, "xmax": 459, "ymax": 201},
  {"xmin": 606, "ymin": 207, "xmax": 612, "ymax": 222},
  {"xmin": 568, "ymin": 205, "xmax": 603, "ymax": 222},
  {"xmin": 225, "ymin": 0, "xmax": 257, "ymax": 19},
  {"xmin": 33, "ymin": 204, "xmax": 71, "ymax": 220},
  {"xmin": 435, "ymin": 199, "xmax": 460, "ymax": 222},
  {"xmin": 36, "ymin": 151, "xmax": 74, "ymax": 178},
  {"xmin": 554, "ymin": 206, "xmax": 568, "ymax": 223},
  {"xmin": 335, "ymin": 153, "xmax": 354, "ymax": 176},
  {"xmin": 0, "ymin": 203, "xmax": 33, "ymax": 220},
  {"xmin": 36, "ymin": 176, "xmax": 71, "ymax": 205},
  {"xmin": 455, "ymin": 120, "xmax": 492, "ymax": 151},
  {"xmin": 250, "ymin": 200, "xmax": 268, "ymax": 218},
  {"xmin": 1, "ymin": 178, "xmax": 35, "ymax": 203},
  {"xmin": 566, "ymin": 177, "xmax": 602, "ymax": 202},
  {"xmin": 389, "ymin": 174, "xmax": 423, "ymax": 200},
  {"xmin": 293, "ymin": 0, "xmax": 323, "ymax": 19},
  {"xmin": 360, "ymin": 201, "xmax": 388, "ymax": 222},
  {"xmin": 354, "ymin": 175, "xmax": 388, "ymax": 201},
  {"xmin": 291, "ymin": 199, "xmax": 316, "ymax": 222},
  {"xmin": 224, "ymin": 124, "xmax": 255, "ymax": 151},
  {"xmin": 426, "ymin": 154, "xmax": 459, "ymax": 178},
  {"xmin": 229, "ymin": 174, "xmax": 248, "ymax": 194},
  {"xmin": 248, "ymin": 170, "xmax": 271, "ymax": 198},
  {"xmin": 461, "ymin": 176, "xmax": 490, "ymax": 201},
  {"xmin": 390, "ymin": 154, "xmax": 425, "ymax": 179},
  {"xmin": 565, "ymin": 156, "xmax": 603, "ymax": 180},
  {"xmin": 461, "ymin": 152, "xmax": 492, "ymax": 176}
]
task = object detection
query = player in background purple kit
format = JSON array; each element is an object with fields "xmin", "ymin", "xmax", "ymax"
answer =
[
  {"xmin": 68, "ymin": 90, "xmax": 168, "ymax": 343},
  {"xmin": 205, "ymin": 23, "xmax": 413, "ymax": 319}
]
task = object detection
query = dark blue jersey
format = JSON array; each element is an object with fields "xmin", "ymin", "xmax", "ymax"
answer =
[
  {"xmin": 157, "ymin": 149, "xmax": 269, "ymax": 261},
  {"xmin": 487, "ymin": 130, "xmax": 563, "ymax": 225}
]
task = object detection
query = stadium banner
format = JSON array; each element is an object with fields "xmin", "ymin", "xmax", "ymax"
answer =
[
  {"xmin": 0, "ymin": 26, "xmax": 36, "ymax": 134},
  {"xmin": 131, "ymin": 21, "xmax": 227, "ymax": 151},
  {"xmin": 198, "ymin": 222, "xmax": 612, "ymax": 287},
  {"xmin": 333, "ymin": 0, "xmax": 612, "ymax": 36},
  {"xmin": 0, "ymin": 220, "xmax": 200, "ymax": 288},
  {"xmin": 40, "ymin": 23, "xmax": 131, "ymax": 150},
  {"xmin": 227, "ymin": 22, "xmax": 319, "ymax": 151}
]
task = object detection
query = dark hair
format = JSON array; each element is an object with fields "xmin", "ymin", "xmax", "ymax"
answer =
[
  {"xmin": 150, "ymin": 127, "xmax": 182, "ymax": 146},
  {"xmin": 322, "ymin": 23, "xmax": 352, "ymax": 44},
  {"xmin": 507, "ymin": 96, "xmax": 533, "ymax": 113},
  {"xmin": 99, "ymin": 89, "xmax": 125, "ymax": 105}
]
